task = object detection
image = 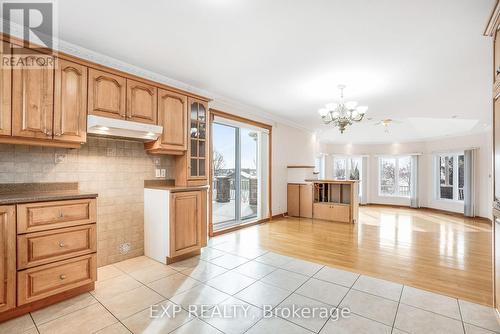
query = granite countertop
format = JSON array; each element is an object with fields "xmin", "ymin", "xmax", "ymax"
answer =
[
  {"xmin": 0, "ymin": 182, "xmax": 98, "ymax": 205},
  {"xmin": 144, "ymin": 180, "xmax": 210, "ymax": 192}
]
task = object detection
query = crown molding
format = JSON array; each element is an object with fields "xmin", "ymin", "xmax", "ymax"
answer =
[{"xmin": 1, "ymin": 19, "xmax": 312, "ymax": 133}]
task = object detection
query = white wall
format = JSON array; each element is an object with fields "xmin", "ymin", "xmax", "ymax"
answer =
[{"xmin": 320, "ymin": 131, "xmax": 492, "ymax": 218}]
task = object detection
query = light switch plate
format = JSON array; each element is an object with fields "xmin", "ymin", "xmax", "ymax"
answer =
[
  {"xmin": 155, "ymin": 169, "xmax": 161, "ymax": 178},
  {"xmin": 54, "ymin": 153, "xmax": 66, "ymax": 164},
  {"xmin": 160, "ymin": 169, "xmax": 166, "ymax": 177}
]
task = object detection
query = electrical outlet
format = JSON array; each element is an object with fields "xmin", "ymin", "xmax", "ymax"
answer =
[
  {"xmin": 155, "ymin": 169, "xmax": 161, "ymax": 178},
  {"xmin": 54, "ymin": 153, "xmax": 66, "ymax": 164},
  {"xmin": 160, "ymin": 169, "xmax": 166, "ymax": 177},
  {"xmin": 153, "ymin": 157, "xmax": 160, "ymax": 166},
  {"xmin": 118, "ymin": 243, "xmax": 131, "ymax": 254}
]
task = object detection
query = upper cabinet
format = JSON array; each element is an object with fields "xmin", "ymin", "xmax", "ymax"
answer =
[
  {"xmin": 0, "ymin": 42, "xmax": 11, "ymax": 136},
  {"xmin": 88, "ymin": 69, "xmax": 126, "ymax": 120},
  {"xmin": 12, "ymin": 49, "xmax": 54, "ymax": 139},
  {"xmin": 144, "ymin": 89, "xmax": 187, "ymax": 154},
  {"xmin": 188, "ymin": 98, "xmax": 209, "ymax": 180},
  {"xmin": 126, "ymin": 79, "xmax": 157, "ymax": 124},
  {"xmin": 54, "ymin": 59, "xmax": 88, "ymax": 143}
]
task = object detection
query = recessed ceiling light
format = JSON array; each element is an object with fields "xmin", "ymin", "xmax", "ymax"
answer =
[{"xmin": 451, "ymin": 115, "xmax": 458, "ymax": 119}]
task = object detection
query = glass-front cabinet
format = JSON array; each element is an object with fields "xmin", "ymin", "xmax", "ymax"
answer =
[{"xmin": 188, "ymin": 98, "xmax": 209, "ymax": 181}]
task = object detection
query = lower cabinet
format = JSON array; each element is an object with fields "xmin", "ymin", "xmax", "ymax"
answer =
[
  {"xmin": 0, "ymin": 206, "xmax": 16, "ymax": 313},
  {"xmin": 0, "ymin": 198, "xmax": 97, "ymax": 320},
  {"xmin": 287, "ymin": 183, "xmax": 313, "ymax": 218},
  {"xmin": 170, "ymin": 191, "xmax": 202, "ymax": 258},
  {"xmin": 313, "ymin": 203, "xmax": 350, "ymax": 223}
]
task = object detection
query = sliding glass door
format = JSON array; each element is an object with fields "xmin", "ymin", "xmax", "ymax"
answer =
[{"xmin": 212, "ymin": 121, "xmax": 263, "ymax": 231}]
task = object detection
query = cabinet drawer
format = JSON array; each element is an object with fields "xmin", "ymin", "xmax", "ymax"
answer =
[
  {"xmin": 17, "ymin": 199, "xmax": 96, "ymax": 234},
  {"xmin": 18, "ymin": 254, "xmax": 96, "ymax": 305},
  {"xmin": 17, "ymin": 224, "xmax": 97, "ymax": 269}
]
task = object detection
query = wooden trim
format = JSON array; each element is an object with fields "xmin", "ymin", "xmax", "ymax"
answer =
[
  {"xmin": 0, "ymin": 136, "xmax": 81, "ymax": 149},
  {"xmin": 210, "ymin": 108, "xmax": 272, "ymax": 131},
  {"xmin": 210, "ymin": 212, "xmax": 287, "ymax": 237},
  {"xmin": 0, "ymin": 283, "xmax": 94, "ymax": 323},
  {"xmin": 485, "ymin": 0, "xmax": 500, "ymax": 36},
  {"xmin": 0, "ymin": 33, "xmax": 211, "ymax": 103},
  {"xmin": 287, "ymin": 165, "xmax": 315, "ymax": 169},
  {"xmin": 208, "ymin": 109, "xmax": 273, "ymax": 237},
  {"xmin": 166, "ymin": 249, "xmax": 201, "ymax": 265}
]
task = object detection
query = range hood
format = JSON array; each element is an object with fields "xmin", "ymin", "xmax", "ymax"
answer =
[{"xmin": 87, "ymin": 115, "xmax": 163, "ymax": 142}]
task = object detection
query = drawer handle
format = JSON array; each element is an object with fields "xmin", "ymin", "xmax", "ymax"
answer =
[
  {"xmin": 59, "ymin": 274, "xmax": 66, "ymax": 280},
  {"xmin": 59, "ymin": 241, "xmax": 65, "ymax": 248}
]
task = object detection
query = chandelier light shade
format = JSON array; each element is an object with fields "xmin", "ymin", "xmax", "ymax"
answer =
[{"xmin": 318, "ymin": 85, "xmax": 368, "ymax": 133}]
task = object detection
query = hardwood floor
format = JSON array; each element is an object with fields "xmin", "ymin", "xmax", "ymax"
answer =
[{"xmin": 217, "ymin": 205, "xmax": 493, "ymax": 306}]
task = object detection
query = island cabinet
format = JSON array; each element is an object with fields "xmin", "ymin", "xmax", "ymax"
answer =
[
  {"xmin": 287, "ymin": 180, "xmax": 360, "ymax": 224},
  {"xmin": 144, "ymin": 185, "xmax": 208, "ymax": 264},
  {"xmin": 144, "ymin": 89, "xmax": 188, "ymax": 154},
  {"xmin": 0, "ymin": 197, "xmax": 97, "ymax": 322},
  {"xmin": 287, "ymin": 183, "xmax": 313, "ymax": 218}
]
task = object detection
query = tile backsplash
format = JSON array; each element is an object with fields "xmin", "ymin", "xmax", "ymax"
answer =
[{"xmin": 0, "ymin": 136, "xmax": 174, "ymax": 266}]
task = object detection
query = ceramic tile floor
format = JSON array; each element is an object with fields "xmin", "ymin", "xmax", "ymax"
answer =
[{"xmin": 2, "ymin": 237, "xmax": 499, "ymax": 334}]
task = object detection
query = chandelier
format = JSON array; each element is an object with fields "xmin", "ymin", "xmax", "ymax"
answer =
[{"xmin": 318, "ymin": 85, "xmax": 368, "ymax": 133}]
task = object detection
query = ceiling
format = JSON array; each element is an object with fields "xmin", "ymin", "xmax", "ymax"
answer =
[{"xmin": 52, "ymin": 0, "xmax": 495, "ymax": 143}]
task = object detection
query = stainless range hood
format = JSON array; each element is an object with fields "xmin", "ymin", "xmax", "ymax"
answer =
[{"xmin": 87, "ymin": 115, "xmax": 163, "ymax": 142}]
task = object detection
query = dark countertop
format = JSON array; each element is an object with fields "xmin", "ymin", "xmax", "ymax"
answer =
[
  {"xmin": 144, "ymin": 180, "xmax": 210, "ymax": 192},
  {"xmin": 0, "ymin": 183, "xmax": 98, "ymax": 205}
]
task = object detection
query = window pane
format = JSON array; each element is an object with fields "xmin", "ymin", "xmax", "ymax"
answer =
[
  {"xmin": 458, "ymin": 155, "xmax": 464, "ymax": 200},
  {"xmin": 439, "ymin": 155, "xmax": 454, "ymax": 200},
  {"xmin": 398, "ymin": 157, "xmax": 411, "ymax": 197},
  {"xmin": 348, "ymin": 157, "xmax": 361, "ymax": 181},
  {"xmin": 334, "ymin": 158, "xmax": 346, "ymax": 180},
  {"xmin": 190, "ymin": 158, "xmax": 198, "ymax": 176},
  {"xmin": 191, "ymin": 140, "xmax": 197, "ymax": 157},
  {"xmin": 380, "ymin": 158, "xmax": 396, "ymax": 195}
]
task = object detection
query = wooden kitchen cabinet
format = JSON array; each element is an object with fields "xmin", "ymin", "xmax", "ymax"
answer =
[
  {"xmin": 0, "ymin": 206, "xmax": 16, "ymax": 313},
  {"xmin": 88, "ymin": 68, "xmax": 126, "ymax": 120},
  {"xmin": 126, "ymin": 79, "xmax": 157, "ymax": 124},
  {"xmin": 144, "ymin": 89, "xmax": 187, "ymax": 154},
  {"xmin": 0, "ymin": 42, "xmax": 11, "ymax": 136},
  {"xmin": 12, "ymin": 49, "xmax": 54, "ymax": 139},
  {"xmin": 54, "ymin": 59, "xmax": 88, "ymax": 143},
  {"xmin": 170, "ymin": 190, "xmax": 202, "ymax": 258},
  {"xmin": 174, "ymin": 98, "xmax": 209, "ymax": 186},
  {"xmin": 287, "ymin": 183, "xmax": 313, "ymax": 218}
]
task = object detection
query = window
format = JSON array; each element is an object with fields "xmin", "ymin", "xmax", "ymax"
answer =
[
  {"xmin": 333, "ymin": 156, "xmax": 363, "ymax": 196},
  {"xmin": 315, "ymin": 155, "xmax": 325, "ymax": 179},
  {"xmin": 379, "ymin": 156, "xmax": 411, "ymax": 197},
  {"xmin": 437, "ymin": 153, "xmax": 464, "ymax": 201}
]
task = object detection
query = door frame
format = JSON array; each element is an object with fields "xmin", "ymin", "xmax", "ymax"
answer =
[{"xmin": 209, "ymin": 108, "xmax": 273, "ymax": 236}]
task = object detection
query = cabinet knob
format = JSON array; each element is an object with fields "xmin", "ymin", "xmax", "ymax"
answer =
[
  {"xmin": 59, "ymin": 274, "xmax": 66, "ymax": 280},
  {"xmin": 59, "ymin": 241, "xmax": 65, "ymax": 248},
  {"xmin": 55, "ymin": 132, "xmax": 61, "ymax": 137},
  {"xmin": 59, "ymin": 212, "xmax": 64, "ymax": 218}
]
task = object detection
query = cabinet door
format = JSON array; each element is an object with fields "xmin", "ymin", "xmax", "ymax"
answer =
[
  {"xmin": 0, "ymin": 42, "xmax": 11, "ymax": 136},
  {"xmin": 299, "ymin": 184, "xmax": 313, "ymax": 218},
  {"xmin": 170, "ymin": 191, "xmax": 202, "ymax": 257},
  {"xmin": 12, "ymin": 51, "xmax": 54, "ymax": 139},
  {"xmin": 158, "ymin": 89, "xmax": 187, "ymax": 150},
  {"xmin": 188, "ymin": 98, "xmax": 209, "ymax": 180},
  {"xmin": 0, "ymin": 206, "xmax": 16, "ymax": 313},
  {"xmin": 54, "ymin": 59, "xmax": 88, "ymax": 143},
  {"xmin": 88, "ymin": 69, "xmax": 126, "ymax": 119},
  {"xmin": 287, "ymin": 184, "xmax": 300, "ymax": 217},
  {"xmin": 126, "ymin": 79, "xmax": 157, "ymax": 124}
]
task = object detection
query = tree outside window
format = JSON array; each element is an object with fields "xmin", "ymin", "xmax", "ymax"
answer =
[{"xmin": 379, "ymin": 156, "xmax": 412, "ymax": 197}]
